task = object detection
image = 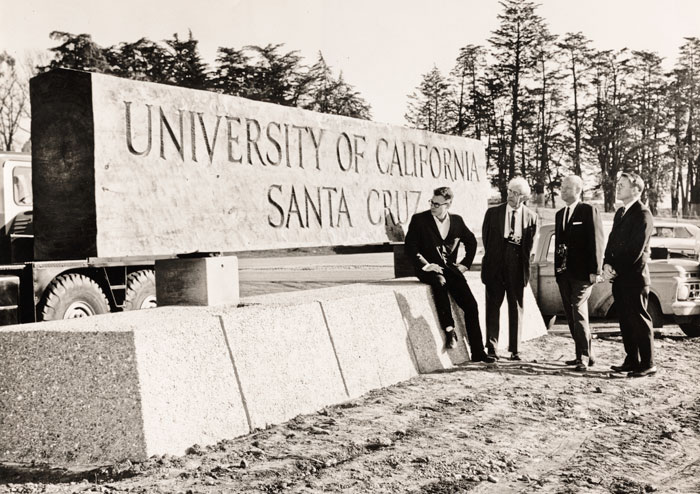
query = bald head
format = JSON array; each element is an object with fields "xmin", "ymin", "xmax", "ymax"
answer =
[{"xmin": 561, "ymin": 175, "xmax": 583, "ymax": 205}]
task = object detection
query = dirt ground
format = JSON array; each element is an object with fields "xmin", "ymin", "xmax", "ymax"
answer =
[{"xmin": 2, "ymin": 322, "xmax": 699, "ymax": 494}]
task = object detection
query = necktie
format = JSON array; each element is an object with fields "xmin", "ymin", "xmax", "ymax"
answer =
[
  {"xmin": 620, "ymin": 206, "xmax": 626, "ymax": 218},
  {"xmin": 510, "ymin": 210, "xmax": 515, "ymax": 236},
  {"xmin": 564, "ymin": 207, "xmax": 569, "ymax": 230}
]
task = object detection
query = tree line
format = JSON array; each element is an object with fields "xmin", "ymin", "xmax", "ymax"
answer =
[
  {"xmin": 0, "ymin": 30, "xmax": 372, "ymax": 153},
  {"xmin": 3, "ymin": 2, "xmax": 700, "ymax": 215},
  {"xmin": 405, "ymin": 0, "xmax": 700, "ymax": 215}
]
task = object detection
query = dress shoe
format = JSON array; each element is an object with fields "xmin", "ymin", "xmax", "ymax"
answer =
[
  {"xmin": 611, "ymin": 362, "xmax": 639, "ymax": 373},
  {"xmin": 628, "ymin": 366, "xmax": 657, "ymax": 378},
  {"xmin": 509, "ymin": 353, "xmax": 522, "ymax": 361},
  {"xmin": 472, "ymin": 353, "xmax": 496, "ymax": 364},
  {"xmin": 565, "ymin": 358, "xmax": 582, "ymax": 366},
  {"xmin": 445, "ymin": 331, "xmax": 458, "ymax": 349},
  {"xmin": 574, "ymin": 363, "xmax": 587, "ymax": 372},
  {"xmin": 487, "ymin": 350, "xmax": 500, "ymax": 360}
]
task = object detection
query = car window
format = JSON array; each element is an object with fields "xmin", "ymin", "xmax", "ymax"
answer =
[
  {"xmin": 654, "ymin": 226, "xmax": 674, "ymax": 238},
  {"xmin": 674, "ymin": 226, "xmax": 693, "ymax": 239},
  {"xmin": 546, "ymin": 233, "xmax": 555, "ymax": 262}
]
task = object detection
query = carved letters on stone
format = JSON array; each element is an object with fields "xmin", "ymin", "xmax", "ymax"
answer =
[{"xmin": 31, "ymin": 69, "xmax": 490, "ymax": 260}]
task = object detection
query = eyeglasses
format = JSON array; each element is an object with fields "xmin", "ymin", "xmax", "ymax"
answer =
[
  {"xmin": 429, "ymin": 200, "xmax": 449, "ymax": 208},
  {"xmin": 507, "ymin": 189, "xmax": 523, "ymax": 197}
]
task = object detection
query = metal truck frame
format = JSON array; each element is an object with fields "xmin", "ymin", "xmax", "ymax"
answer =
[{"xmin": 0, "ymin": 152, "xmax": 157, "ymax": 325}]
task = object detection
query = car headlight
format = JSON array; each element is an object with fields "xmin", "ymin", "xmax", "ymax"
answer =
[{"xmin": 678, "ymin": 284, "xmax": 690, "ymax": 301}]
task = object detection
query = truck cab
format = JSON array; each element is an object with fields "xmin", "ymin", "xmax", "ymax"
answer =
[
  {"xmin": 0, "ymin": 153, "xmax": 32, "ymax": 263},
  {"xmin": 0, "ymin": 152, "xmax": 157, "ymax": 325}
]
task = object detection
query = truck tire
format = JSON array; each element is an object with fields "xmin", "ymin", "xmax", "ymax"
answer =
[
  {"xmin": 679, "ymin": 324, "xmax": 700, "ymax": 338},
  {"xmin": 39, "ymin": 273, "xmax": 110, "ymax": 321},
  {"xmin": 648, "ymin": 296, "xmax": 664, "ymax": 328},
  {"xmin": 123, "ymin": 270, "xmax": 157, "ymax": 310}
]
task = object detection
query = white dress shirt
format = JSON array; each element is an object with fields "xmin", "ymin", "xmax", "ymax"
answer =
[
  {"xmin": 562, "ymin": 200, "xmax": 579, "ymax": 230},
  {"xmin": 504, "ymin": 204, "xmax": 522, "ymax": 238},
  {"xmin": 433, "ymin": 213, "xmax": 451, "ymax": 240}
]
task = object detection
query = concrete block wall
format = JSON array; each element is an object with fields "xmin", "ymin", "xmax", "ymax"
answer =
[{"xmin": 0, "ymin": 277, "xmax": 545, "ymax": 464}]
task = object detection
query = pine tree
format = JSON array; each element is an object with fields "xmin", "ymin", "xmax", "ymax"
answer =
[
  {"xmin": 302, "ymin": 53, "xmax": 371, "ymax": 119},
  {"xmin": 449, "ymin": 44, "xmax": 487, "ymax": 138},
  {"xmin": 557, "ymin": 32, "xmax": 595, "ymax": 176},
  {"xmin": 162, "ymin": 31, "xmax": 209, "ymax": 90},
  {"xmin": 489, "ymin": 0, "xmax": 547, "ymax": 182},
  {"xmin": 41, "ymin": 31, "xmax": 110, "ymax": 73},
  {"xmin": 107, "ymin": 37, "xmax": 172, "ymax": 84},
  {"xmin": 405, "ymin": 66, "xmax": 451, "ymax": 133}
]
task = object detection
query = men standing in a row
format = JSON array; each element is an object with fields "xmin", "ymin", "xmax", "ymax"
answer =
[
  {"xmin": 405, "ymin": 186, "xmax": 494, "ymax": 362},
  {"xmin": 603, "ymin": 172, "xmax": 656, "ymax": 377},
  {"xmin": 481, "ymin": 177, "xmax": 538, "ymax": 360},
  {"xmin": 555, "ymin": 175, "xmax": 605, "ymax": 371}
]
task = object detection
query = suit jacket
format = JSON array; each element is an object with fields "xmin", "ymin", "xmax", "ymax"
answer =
[
  {"xmin": 554, "ymin": 202, "xmax": 605, "ymax": 281},
  {"xmin": 604, "ymin": 200, "xmax": 654, "ymax": 287},
  {"xmin": 480, "ymin": 203, "xmax": 538, "ymax": 287},
  {"xmin": 404, "ymin": 210, "xmax": 477, "ymax": 274}
]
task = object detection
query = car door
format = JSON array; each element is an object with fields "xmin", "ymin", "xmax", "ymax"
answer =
[{"xmin": 534, "ymin": 228, "xmax": 562, "ymax": 316}]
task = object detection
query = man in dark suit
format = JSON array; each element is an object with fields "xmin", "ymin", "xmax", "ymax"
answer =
[
  {"xmin": 555, "ymin": 175, "xmax": 605, "ymax": 371},
  {"xmin": 603, "ymin": 172, "xmax": 656, "ymax": 377},
  {"xmin": 405, "ymin": 186, "xmax": 493, "ymax": 362},
  {"xmin": 481, "ymin": 176, "xmax": 538, "ymax": 360}
]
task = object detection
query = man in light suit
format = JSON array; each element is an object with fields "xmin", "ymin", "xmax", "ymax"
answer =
[
  {"xmin": 481, "ymin": 176, "xmax": 538, "ymax": 360},
  {"xmin": 555, "ymin": 175, "xmax": 605, "ymax": 371},
  {"xmin": 405, "ymin": 186, "xmax": 494, "ymax": 362},
  {"xmin": 603, "ymin": 172, "xmax": 656, "ymax": 377}
]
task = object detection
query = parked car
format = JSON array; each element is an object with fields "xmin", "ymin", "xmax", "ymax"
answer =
[
  {"xmin": 650, "ymin": 220, "xmax": 700, "ymax": 259},
  {"xmin": 530, "ymin": 222, "xmax": 700, "ymax": 337}
]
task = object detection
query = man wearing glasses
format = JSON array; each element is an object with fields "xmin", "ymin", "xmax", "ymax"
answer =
[
  {"xmin": 481, "ymin": 176, "xmax": 538, "ymax": 361},
  {"xmin": 603, "ymin": 172, "xmax": 656, "ymax": 377},
  {"xmin": 404, "ymin": 186, "xmax": 494, "ymax": 362}
]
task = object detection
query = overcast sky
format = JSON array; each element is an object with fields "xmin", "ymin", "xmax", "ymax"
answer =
[{"xmin": 3, "ymin": 0, "xmax": 700, "ymax": 126}]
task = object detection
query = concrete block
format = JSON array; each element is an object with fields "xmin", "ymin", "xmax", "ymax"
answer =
[
  {"xmin": 0, "ymin": 307, "xmax": 249, "ymax": 464},
  {"xmin": 127, "ymin": 308, "xmax": 249, "ymax": 456},
  {"xmin": 390, "ymin": 280, "xmax": 472, "ymax": 373},
  {"xmin": 0, "ymin": 318, "xmax": 145, "ymax": 463},
  {"xmin": 217, "ymin": 302, "xmax": 348, "ymax": 430},
  {"xmin": 0, "ymin": 277, "xmax": 546, "ymax": 465},
  {"xmin": 469, "ymin": 272, "xmax": 547, "ymax": 350},
  {"xmin": 319, "ymin": 291, "xmax": 419, "ymax": 398},
  {"xmin": 156, "ymin": 256, "xmax": 239, "ymax": 306},
  {"xmin": 31, "ymin": 69, "xmax": 489, "ymax": 260}
]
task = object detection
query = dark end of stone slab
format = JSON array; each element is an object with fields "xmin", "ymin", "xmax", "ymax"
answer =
[{"xmin": 30, "ymin": 69, "xmax": 97, "ymax": 261}]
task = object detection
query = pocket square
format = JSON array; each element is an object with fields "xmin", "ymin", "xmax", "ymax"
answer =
[{"xmin": 572, "ymin": 221, "xmax": 583, "ymax": 225}]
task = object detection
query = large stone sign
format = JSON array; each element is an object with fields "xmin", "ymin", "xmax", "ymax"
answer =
[{"xmin": 31, "ymin": 69, "xmax": 489, "ymax": 261}]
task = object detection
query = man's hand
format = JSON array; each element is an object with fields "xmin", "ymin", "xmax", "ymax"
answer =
[
  {"xmin": 589, "ymin": 273, "xmax": 598, "ymax": 284},
  {"xmin": 455, "ymin": 264, "xmax": 468, "ymax": 273},
  {"xmin": 422, "ymin": 263, "xmax": 444, "ymax": 274},
  {"xmin": 602, "ymin": 264, "xmax": 616, "ymax": 281}
]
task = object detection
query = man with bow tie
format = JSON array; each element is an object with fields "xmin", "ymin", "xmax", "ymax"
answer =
[
  {"xmin": 555, "ymin": 175, "xmax": 605, "ymax": 372},
  {"xmin": 405, "ymin": 186, "xmax": 493, "ymax": 362},
  {"xmin": 603, "ymin": 172, "xmax": 656, "ymax": 377}
]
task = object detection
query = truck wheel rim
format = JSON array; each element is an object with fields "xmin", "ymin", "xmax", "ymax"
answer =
[
  {"xmin": 64, "ymin": 301, "xmax": 95, "ymax": 318},
  {"xmin": 140, "ymin": 295, "xmax": 157, "ymax": 309}
]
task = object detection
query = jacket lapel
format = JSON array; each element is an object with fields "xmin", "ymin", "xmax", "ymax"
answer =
[
  {"xmin": 497, "ymin": 203, "xmax": 507, "ymax": 236},
  {"xmin": 424, "ymin": 211, "xmax": 441, "ymax": 239},
  {"xmin": 618, "ymin": 201, "xmax": 641, "ymax": 227},
  {"xmin": 555, "ymin": 208, "xmax": 563, "ymax": 237},
  {"xmin": 567, "ymin": 202, "xmax": 580, "ymax": 227}
]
